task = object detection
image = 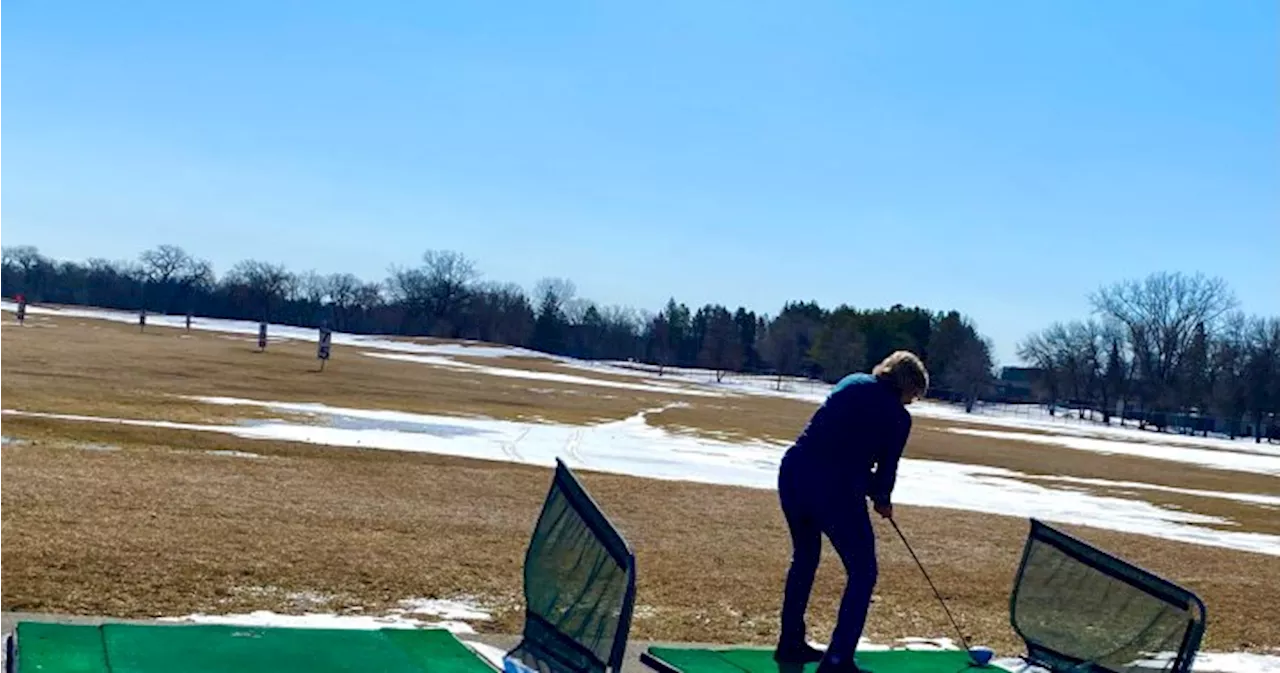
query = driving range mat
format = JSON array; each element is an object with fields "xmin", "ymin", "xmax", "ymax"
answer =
[
  {"xmin": 643, "ymin": 645, "xmax": 996, "ymax": 673},
  {"xmin": 6, "ymin": 620, "xmax": 497, "ymax": 673}
]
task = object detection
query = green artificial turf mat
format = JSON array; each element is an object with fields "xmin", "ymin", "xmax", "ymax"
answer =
[
  {"xmin": 382, "ymin": 629, "xmax": 498, "ymax": 673},
  {"xmin": 10, "ymin": 621, "xmax": 495, "ymax": 673},
  {"xmin": 647, "ymin": 646, "xmax": 994, "ymax": 673},
  {"xmin": 12, "ymin": 622, "xmax": 110, "ymax": 673}
]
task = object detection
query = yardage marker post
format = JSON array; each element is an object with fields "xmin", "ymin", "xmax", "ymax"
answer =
[{"xmin": 317, "ymin": 326, "xmax": 332, "ymax": 371}]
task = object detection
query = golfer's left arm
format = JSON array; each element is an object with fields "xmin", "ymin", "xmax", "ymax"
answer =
[{"xmin": 870, "ymin": 413, "xmax": 911, "ymax": 517}]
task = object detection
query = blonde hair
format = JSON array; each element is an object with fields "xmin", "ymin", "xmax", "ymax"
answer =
[{"xmin": 873, "ymin": 350, "xmax": 929, "ymax": 400}]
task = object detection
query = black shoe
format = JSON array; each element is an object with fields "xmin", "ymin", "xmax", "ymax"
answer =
[
  {"xmin": 773, "ymin": 641, "xmax": 825, "ymax": 664},
  {"xmin": 815, "ymin": 655, "xmax": 868, "ymax": 673}
]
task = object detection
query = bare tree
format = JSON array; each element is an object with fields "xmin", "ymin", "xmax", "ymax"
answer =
[
  {"xmin": 353, "ymin": 282, "xmax": 384, "ymax": 311},
  {"xmin": 420, "ymin": 250, "xmax": 479, "ymax": 332},
  {"xmin": 562, "ymin": 298, "xmax": 595, "ymax": 326},
  {"xmin": 1091, "ymin": 271, "xmax": 1237, "ymax": 412},
  {"xmin": 295, "ymin": 270, "xmax": 328, "ymax": 304},
  {"xmin": 2, "ymin": 246, "xmax": 53, "ymax": 298},
  {"xmin": 225, "ymin": 260, "xmax": 295, "ymax": 320},
  {"xmin": 1019, "ymin": 320, "xmax": 1114, "ymax": 418},
  {"xmin": 137, "ymin": 245, "xmax": 215, "ymax": 312},
  {"xmin": 2, "ymin": 246, "xmax": 45, "ymax": 275},
  {"xmin": 326, "ymin": 273, "xmax": 362, "ymax": 309},
  {"xmin": 385, "ymin": 251, "xmax": 480, "ymax": 336},
  {"xmin": 386, "ymin": 265, "xmax": 428, "ymax": 305},
  {"xmin": 533, "ymin": 277, "xmax": 576, "ymax": 309},
  {"xmin": 139, "ymin": 245, "xmax": 193, "ymax": 284}
]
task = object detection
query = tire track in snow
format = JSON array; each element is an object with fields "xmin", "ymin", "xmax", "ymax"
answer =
[{"xmin": 502, "ymin": 428, "xmax": 530, "ymax": 462}]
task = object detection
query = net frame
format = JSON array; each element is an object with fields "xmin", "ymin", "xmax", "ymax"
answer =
[
  {"xmin": 1010, "ymin": 519, "xmax": 1207, "ymax": 673},
  {"xmin": 506, "ymin": 459, "xmax": 638, "ymax": 673}
]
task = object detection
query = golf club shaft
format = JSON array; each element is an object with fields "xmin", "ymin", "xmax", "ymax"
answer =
[{"xmin": 890, "ymin": 518, "xmax": 972, "ymax": 653}]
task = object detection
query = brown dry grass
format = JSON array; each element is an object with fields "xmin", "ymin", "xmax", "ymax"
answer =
[
  {"xmin": 1, "ymin": 316, "xmax": 674, "ymax": 426},
  {"xmin": 3, "ymin": 422, "xmax": 1278, "ymax": 653},
  {"xmin": 3, "ymin": 310, "xmax": 1280, "ymax": 653}
]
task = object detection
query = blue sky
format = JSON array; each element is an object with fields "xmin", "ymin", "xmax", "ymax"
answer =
[{"xmin": 5, "ymin": 1, "xmax": 1277, "ymax": 364}]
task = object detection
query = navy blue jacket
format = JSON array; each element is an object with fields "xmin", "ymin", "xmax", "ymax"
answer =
[{"xmin": 787, "ymin": 373, "xmax": 912, "ymax": 507}]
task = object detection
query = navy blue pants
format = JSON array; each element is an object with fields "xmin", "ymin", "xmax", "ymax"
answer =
[{"xmin": 778, "ymin": 452, "xmax": 878, "ymax": 661}]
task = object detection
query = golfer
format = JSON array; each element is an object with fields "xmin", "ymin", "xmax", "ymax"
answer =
[{"xmin": 774, "ymin": 351, "xmax": 928, "ymax": 673}]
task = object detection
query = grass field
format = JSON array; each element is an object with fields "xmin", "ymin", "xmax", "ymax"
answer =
[{"xmin": 3, "ymin": 308, "xmax": 1279, "ymax": 655}]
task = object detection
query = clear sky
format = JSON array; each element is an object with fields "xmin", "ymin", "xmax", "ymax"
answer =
[{"xmin": 5, "ymin": 1, "xmax": 1278, "ymax": 364}]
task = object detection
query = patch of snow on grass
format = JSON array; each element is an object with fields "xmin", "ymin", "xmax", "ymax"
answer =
[
  {"xmin": 1036, "ymin": 475, "xmax": 1280, "ymax": 507},
  {"xmin": 365, "ymin": 352, "xmax": 726, "ymax": 397},
  {"xmin": 159, "ymin": 610, "xmax": 476, "ymax": 634},
  {"xmin": 205, "ymin": 450, "xmax": 264, "ymax": 459},
  {"xmin": 992, "ymin": 658, "xmax": 1049, "ymax": 672},
  {"xmin": 161, "ymin": 594, "xmax": 492, "ymax": 635},
  {"xmin": 7, "ymin": 400, "xmax": 1280, "ymax": 556},
  {"xmin": 915, "ymin": 402, "xmax": 1280, "ymax": 456},
  {"xmin": 398, "ymin": 597, "xmax": 492, "ymax": 621},
  {"xmin": 949, "ymin": 428, "xmax": 1280, "ymax": 476},
  {"xmin": 990, "ymin": 650, "xmax": 1280, "ymax": 672},
  {"xmin": 1134, "ymin": 651, "xmax": 1280, "ymax": 673}
]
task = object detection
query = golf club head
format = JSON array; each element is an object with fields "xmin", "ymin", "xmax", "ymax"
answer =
[{"xmin": 967, "ymin": 646, "xmax": 994, "ymax": 666}]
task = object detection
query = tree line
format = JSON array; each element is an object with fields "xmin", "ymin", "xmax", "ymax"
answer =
[
  {"xmin": 1018, "ymin": 271, "xmax": 1279, "ymax": 442},
  {"xmin": 1, "ymin": 244, "xmax": 995, "ymax": 402}
]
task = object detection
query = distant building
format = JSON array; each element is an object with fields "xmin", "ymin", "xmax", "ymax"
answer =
[{"xmin": 993, "ymin": 366, "xmax": 1041, "ymax": 402}]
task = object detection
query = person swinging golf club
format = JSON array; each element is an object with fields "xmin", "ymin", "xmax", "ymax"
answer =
[{"xmin": 775, "ymin": 351, "xmax": 928, "ymax": 673}]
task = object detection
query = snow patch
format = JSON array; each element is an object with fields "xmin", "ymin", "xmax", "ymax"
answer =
[
  {"xmin": 1033, "ymin": 475, "xmax": 1280, "ymax": 507},
  {"xmin": 159, "ymin": 610, "xmax": 476, "ymax": 634},
  {"xmin": 397, "ymin": 598, "xmax": 492, "ymax": 621},
  {"xmin": 205, "ymin": 450, "xmax": 264, "ymax": 459},
  {"xmin": 1136, "ymin": 651, "xmax": 1280, "ymax": 673},
  {"xmin": 949, "ymin": 428, "xmax": 1280, "ymax": 477},
  {"xmin": 365, "ymin": 352, "xmax": 726, "ymax": 397},
  {"xmin": 78, "ymin": 442, "xmax": 121, "ymax": 452},
  {"xmin": 7, "ymin": 399, "xmax": 1280, "ymax": 556},
  {"xmin": 160, "ymin": 595, "xmax": 492, "ymax": 636},
  {"xmin": 913, "ymin": 402, "xmax": 1280, "ymax": 456}
]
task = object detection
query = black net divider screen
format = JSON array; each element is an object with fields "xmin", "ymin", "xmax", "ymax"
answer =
[
  {"xmin": 1010, "ymin": 519, "xmax": 1207, "ymax": 673},
  {"xmin": 506, "ymin": 459, "xmax": 638, "ymax": 673}
]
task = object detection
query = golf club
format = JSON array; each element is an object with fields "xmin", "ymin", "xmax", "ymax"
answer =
[{"xmin": 889, "ymin": 518, "xmax": 992, "ymax": 668}]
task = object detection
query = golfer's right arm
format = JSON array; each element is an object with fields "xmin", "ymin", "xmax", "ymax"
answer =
[{"xmin": 869, "ymin": 413, "xmax": 911, "ymax": 515}]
